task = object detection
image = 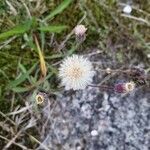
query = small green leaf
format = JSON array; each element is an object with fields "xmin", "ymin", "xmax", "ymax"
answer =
[
  {"xmin": 38, "ymin": 25, "xmax": 67, "ymax": 33},
  {"xmin": 19, "ymin": 63, "xmax": 34, "ymax": 84},
  {"xmin": 45, "ymin": 54, "xmax": 64, "ymax": 59},
  {"xmin": 12, "ymin": 87, "xmax": 30, "ymax": 93},
  {"xmin": 48, "ymin": 65, "xmax": 58, "ymax": 75},
  {"xmin": 8, "ymin": 63, "xmax": 37, "ymax": 88},
  {"xmin": 116, "ymin": 52, "xmax": 123, "ymax": 63},
  {"xmin": 44, "ymin": 0, "xmax": 72, "ymax": 21},
  {"xmin": 19, "ymin": 63, "xmax": 27, "ymax": 73},
  {"xmin": 0, "ymin": 19, "xmax": 34, "ymax": 40},
  {"xmin": 67, "ymin": 43, "xmax": 80, "ymax": 56}
]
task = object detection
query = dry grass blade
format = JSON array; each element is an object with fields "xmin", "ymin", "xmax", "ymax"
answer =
[
  {"xmin": 121, "ymin": 14, "xmax": 150, "ymax": 26},
  {"xmin": 0, "ymin": 111, "xmax": 16, "ymax": 125},
  {"xmin": 28, "ymin": 134, "xmax": 50, "ymax": 150},
  {"xmin": 6, "ymin": 0, "xmax": 17, "ymax": 16},
  {"xmin": 21, "ymin": 0, "xmax": 32, "ymax": 18},
  {"xmin": 25, "ymin": 117, "xmax": 37, "ymax": 129},
  {"xmin": 0, "ymin": 36, "xmax": 17, "ymax": 49},
  {"xmin": 34, "ymin": 36, "xmax": 47, "ymax": 77},
  {"xmin": 3, "ymin": 130, "xmax": 23, "ymax": 150},
  {"xmin": 118, "ymin": 2, "xmax": 150, "ymax": 17},
  {"xmin": 0, "ymin": 135, "xmax": 27, "ymax": 150},
  {"xmin": 7, "ymin": 105, "xmax": 33, "ymax": 116},
  {"xmin": 0, "ymin": 122, "xmax": 14, "ymax": 134}
]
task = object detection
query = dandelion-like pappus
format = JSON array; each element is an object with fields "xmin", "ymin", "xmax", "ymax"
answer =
[{"xmin": 58, "ymin": 55, "xmax": 95, "ymax": 90}]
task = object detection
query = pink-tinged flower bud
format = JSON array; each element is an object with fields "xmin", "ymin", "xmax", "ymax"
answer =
[
  {"xmin": 114, "ymin": 83, "xmax": 126, "ymax": 93},
  {"xmin": 74, "ymin": 25, "xmax": 87, "ymax": 36},
  {"xmin": 74, "ymin": 25, "xmax": 87, "ymax": 42},
  {"xmin": 114, "ymin": 81, "xmax": 135, "ymax": 93}
]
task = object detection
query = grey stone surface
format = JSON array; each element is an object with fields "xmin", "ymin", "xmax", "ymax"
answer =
[
  {"xmin": 39, "ymin": 53, "xmax": 150, "ymax": 150},
  {"xmin": 39, "ymin": 87, "xmax": 150, "ymax": 150}
]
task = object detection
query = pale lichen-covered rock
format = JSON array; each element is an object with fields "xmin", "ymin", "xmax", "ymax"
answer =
[
  {"xmin": 39, "ymin": 86, "xmax": 150, "ymax": 150},
  {"xmin": 38, "ymin": 52, "xmax": 150, "ymax": 150}
]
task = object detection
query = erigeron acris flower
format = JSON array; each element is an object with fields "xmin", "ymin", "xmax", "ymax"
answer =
[
  {"xmin": 74, "ymin": 25, "xmax": 87, "ymax": 42},
  {"xmin": 58, "ymin": 55, "xmax": 95, "ymax": 90},
  {"xmin": 124, "ymin": 81, "xmax": 135, "ymax": 92},
  {"xmin": 114, "ymin": 81, "xmax": 135, "ymax": 93},
  {"xmin": 36, "ymin": 94, "xmax": 44, "ymax": 104},
  {"xmin": 74, "ymin": 25, "xmax": 87, "ymax": 36}
]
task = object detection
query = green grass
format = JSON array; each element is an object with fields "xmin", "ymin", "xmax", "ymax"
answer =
[
  {"xmin": 0, "ymin": 0, "xmax": 150, "ymax": 108},
  {"xmin": 0, "ymin": 0, "xmax": 150, "ymax": 114},
  {"xmin": 0, "ymin": 0, "xmax": 150, "ymax": 149}
]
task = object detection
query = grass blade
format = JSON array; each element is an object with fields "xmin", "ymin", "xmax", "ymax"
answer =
[
  {"xmin": 34, "ymin": 36, "xmax": 47, "ymax": 77},
  {"xmin": 45, "ymin": 54, "xmax": 64, "ymax": 59},
  {"xmin": 0, "ymin": 19, "xmax": 33, "ymax": 40},
  {"xmin": 11, "ymin": 87, "xmax": 31, "ymax": 93},
  {"xmin": 8, "ymin": 63, "xmax": 37, "ymax": 88},
  {"xmin": 44, "ymin": 0, "xmax": 72, "ymax": 21},
  {"xmin": 38, "ymin": 25, "xmax": 67, "ymax": 33},
  {"xmin": 28, "ymin": 135, "xmax": 49, "ymax": 150}
]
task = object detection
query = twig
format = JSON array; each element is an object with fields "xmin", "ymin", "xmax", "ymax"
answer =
[
  {"xmin": 57, "ymin": 12, "xmax": 87, "ymax": 52},
  {"xmin": 88, "ymin": 84, "xmax": 114, "ymax": 91},
  {"xmin": 121, "ymin": 14, "xmax": 150, "ymax": 26}
]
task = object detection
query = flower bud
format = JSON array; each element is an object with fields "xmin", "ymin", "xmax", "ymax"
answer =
[
  {"xmin": 106, "ymin": 68, "xmax": 112, "ymax": 74},
  {"xmin": 36, "ymin": 93, "xmax": 44, "ymax": 104},
  {"xmin": 124, "ymin": 81, "xmax": 135, "ymax": 92},
  {"xmin": 114, "ymin": 81, "xmax": 135, "ymax": 93},
  {"xmin": 74, "ymin": 25, "xmax": 87, "ymax": 35},
  {"xmin": 74, "ymin": 25, "xmax": 87, "ymax": 42},
  {"xmin": 114, "ymin": 83, "xmax": 126, "ymax": 93}
]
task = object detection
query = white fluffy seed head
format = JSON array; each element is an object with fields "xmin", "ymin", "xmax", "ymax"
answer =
[
  {"xmin": 74, "ymin": 25, "xmax": 87, "ymax": 36},
  {"xmin": 123, "ymin": 5, "xmax": 132, "ymax": 14},
  {"xmin": 58, "ymin": 55, "xmax": 95, "ymax": 90}
]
